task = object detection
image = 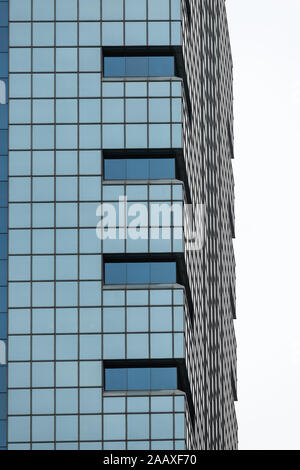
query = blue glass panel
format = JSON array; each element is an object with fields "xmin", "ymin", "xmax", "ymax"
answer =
[
  {"xmin": 105, "ymin": 367, "xmax": 177, "ymax": 391},
  {"xmin": 150, "ymin": 262, "xmax": 176, "ymax": 283},
  {"xmin": 0, "ymin": 53, "xmax": 8, "ymax": 77},
  {"xmin": 56, "ymin": 23, "xmax": 77, "ymax": 46},
  {"xmin": 33, "ymin": 74, "xmax": 54, "ymax": 98},
  {"xmin": 105, "ymin": 263, "xmax": 126, "ymax": 284},
  {"xmin": 0, "ymin": 28, "xmax": 8, "ymax": 52},
  {"xmin": 127, "ymin": 396, "xmax": 149, "ymax": 413},
  {"xmin": 0, "ymin": 286, "xmax": 7, "ymax": 312},
  {"xmin": 0, "ymin": 3, "xmax": 8, "ymax": 24},
  {"xmin": 151, "ymin": 396, "xmax": 173, "ymax": 412},
  {"xmin": 126, "ymin": 99, "xmax": 147, "ymax": 122},
  {"xmin": 79, "ymin": 48, "xmax": 101, "ymax": 71},
  {"xmin": 32, "ymin": 362, "xmax": 54, "ymax": 388},
  {"xmin": 0, "ymin": 366, "xmax": 7, "ymax": 392},
  {"xmin": 102, "ymin": 22, "xmax": 123, "ymax": 46},
  {"xmin": 126, "ymin": 57, "xmax": 148, "ymax": 77},
  {"xmin": 80, "ymin": 416, "xmax": 102, "ymax": 441},
  {"xmin": 128, "ymin": 368, "xmax": 150, "ymax": 390},
  {"xmin": 95, "ymin": 56, "xmax": 175, "ymax": 77},
  {"xmin": 56, "ymin": 74, "xmax": 77, "ymax": 98},
  {"xmin": 149, "ymin": 22, "xmax": 170, "ymax": 45},
  {"xmin": 80, "ymin": 388, "xmax": 101, "ymax": 413},
  {"xmin": 105, "ymin": 368, "xmax": 127, "ymax": 391},
  {"xmin": 79, "ymin": 22, "xmax": 100, "ymax": 46},
  {"xmin": 149, "ymin": 57, "xmax": 175, "ymax": 76},
  {"xmin": 125, "ymin": 0, "xmax": 146, "ymax": 20},
  {"xmin": 33, "ymin": 22, "xmax": 54, "ymax": 46},
  {"xmin": 33, "ymin": 0, "xmax": 54, "ymax": 20},
  {"xmin": 56, "ymin": 0, "xmax": 77, "ymax": 20},
  {"xmin": 32, "ymin": 389, "xmax": 54, "ymax": 414},
  {"xmin": 128, "ymin": 414, "xmax": 149, "ymax": 440},
  {"xmin": 56, "ymin": 389, "xmax": 78, "ymax": 414},
  {"xmin": 104, "ymin": 159, "xmax": 126, "ymax": 180},
  {"xmin": 32, "ymin": 415, "xmax": 54, "ymax": 442},
  {"xmin": 151, "ymin": 367, "xmax": 177, "ymax": 390},
  {"xmin": 102, "ymin": 0, "xmax": 123, "ymax": 20},
  {"xmin": 125, "ymin": 22, "xmax": 146, "ymax": 46},
  {"xmin": 0, "ymin": 130, "xmax": 7, "ymax": 154},
  {"xmin": 0, "ymin": 234, "xmax": 7, "ymax": 258},
  {"xmin": 79, "ymin": 0, "xmax": 100, "ymax": 20},
  {"xmin": 105, "ymin": 262, "xmax": 176, "ymax": 284},
  {"xmin": 150, "ymin": 158, "xmax": 175, "ymax": 179},
  {"xmin": 104, "ymin": 57, "xmax": 125, "ymax": 77},
  {"xmin": 0, "ymin": 105, "xmax": 8, "ymax": 129},
  {"xmin": 0, "ymin": 393, "xmax": 7, "ymax": 419},
  {"xmin": 127, "ymin": 159, "xmax": 149, "ymax": 179},
  {"xmin": 127, "ymin": 262, "xmax": 149, "ymax": 284}
]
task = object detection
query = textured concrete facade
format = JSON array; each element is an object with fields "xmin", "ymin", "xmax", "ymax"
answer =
[{"xmin": 182, "ymin": 0, "xmax": 237, "ymax": 449}]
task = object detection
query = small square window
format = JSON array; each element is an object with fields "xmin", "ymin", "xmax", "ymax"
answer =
[
  {"xmin": 79, "ymin": 0, "xmax": 100, "ymax": 20},
  {"xmin": 56, "ymin": 74, "xmax": 77, "ymax": 98},
  {"xmin": 79, "ymin": 74, "xmax": 101, "ymax": 98},
  {"xmin": 33, "ymin": 48, "xmax": 54, "ymax": 72},
  {"xmin": 102, "ymin": 0, "xmax": 123, "ymax": 20},
  {"xmin": 33, "ymin": 22, "xmax": 54, "ymax": 46},
  {"xmin": 79, "ymin": 48, "xmax": 101, "ymax": 72},
  {"xmin": 79, "ymin": 22, "xmax": 100, "ymax": 46},
  {"xmin": 125, "ymin": 0, "xmax": 146, "ymax": 20},
  {"xmin": 10, "ymin": 23, "xmax": 31, "ymax": 47},
  {"xmin": 33, "ymin": 74, "xmax": 54, "ymax": 98},
  {"xmin": 56, "ymin": 23, "xmax": 77, "ymax": 46},
  {"xmin": 56, "ymin": 0, "xmax": 77, "ymax": 20},
  {"xmin": 56, "ymin": 48, "xmax": 77, "ymax": 72},
  {"xmin": 148, "ymin": 22, "xmax": 170, "ymax": 46},
  {"xmin": 102, "ymin": 21, "xmax": 124, "ymax": 46},
  {"xmin": 9, "ymin": 48, "xmax": 31, "ymax": 72}
]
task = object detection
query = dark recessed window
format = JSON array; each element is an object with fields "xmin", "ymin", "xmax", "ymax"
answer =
[
  {"xmin": 104, "ymin": 56, "xmax": 175, "ymax": 77},
  {"xmin": 104, "ymin": 158, "xmax": 176, "ymax": 180},
  {"xmin": 105, "ymin": 367, "xmax": 178, "ymax": 391},
  {"xmin": 104, "ymin": 261, "xmax": 177, "ymax": 285}
]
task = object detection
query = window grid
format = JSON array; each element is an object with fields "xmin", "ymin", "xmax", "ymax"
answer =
[{"xmin": 4, "ymin": 0, "xmax": 202, "ymax": 452}]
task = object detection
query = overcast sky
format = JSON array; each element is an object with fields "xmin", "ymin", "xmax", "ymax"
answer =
[{"xmin": 226, "ymin": 0, "xmax": 300, "ymax": 450}]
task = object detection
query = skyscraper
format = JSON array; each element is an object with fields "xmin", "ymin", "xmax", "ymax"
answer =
[{"xmin": 0, "ymin": 0, "xmax": 237, "ymax": 450}]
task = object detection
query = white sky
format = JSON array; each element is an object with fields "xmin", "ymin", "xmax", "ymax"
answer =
[{"xmin": 226, "ymin": 0, "xmax": 300, "ymax": 450}]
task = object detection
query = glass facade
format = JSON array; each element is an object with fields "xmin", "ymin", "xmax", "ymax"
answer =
[
  {"xmin": 2, "ymin": 0, "xmax": 237, "ymax": 452},
  {"xmin": 0, "ymin": 0, "xmax": 8, "ymax": 451}
]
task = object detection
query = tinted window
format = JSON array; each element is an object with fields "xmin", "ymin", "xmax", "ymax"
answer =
[
  {"xmin": 104, "ymin": 56, "xmax": 175, "ymax": 77},
  {"xmin": 105, "ymin": 367, "xmax": 178, "ymax": 391},
  {"xmin": 105, "ymin": 368, "xmax": 127, "ymax": 390},
  {"xmin": 104, "ymin": 57, "xmax": 125, "ymax": 76},
  {"xmin": 105, "ymin": 262, "xmax": 177, "ymax": 284},
  {"xmin": 126, "ymin": 57, "xmax": 148, "ymax": 77},
  {"xmin": 104, "ymin": 158, "xmax": 175, "ymax": 180},
  {"xmin": 149, "ymin": 57, "xmax": 174, "ymax": 77}
]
